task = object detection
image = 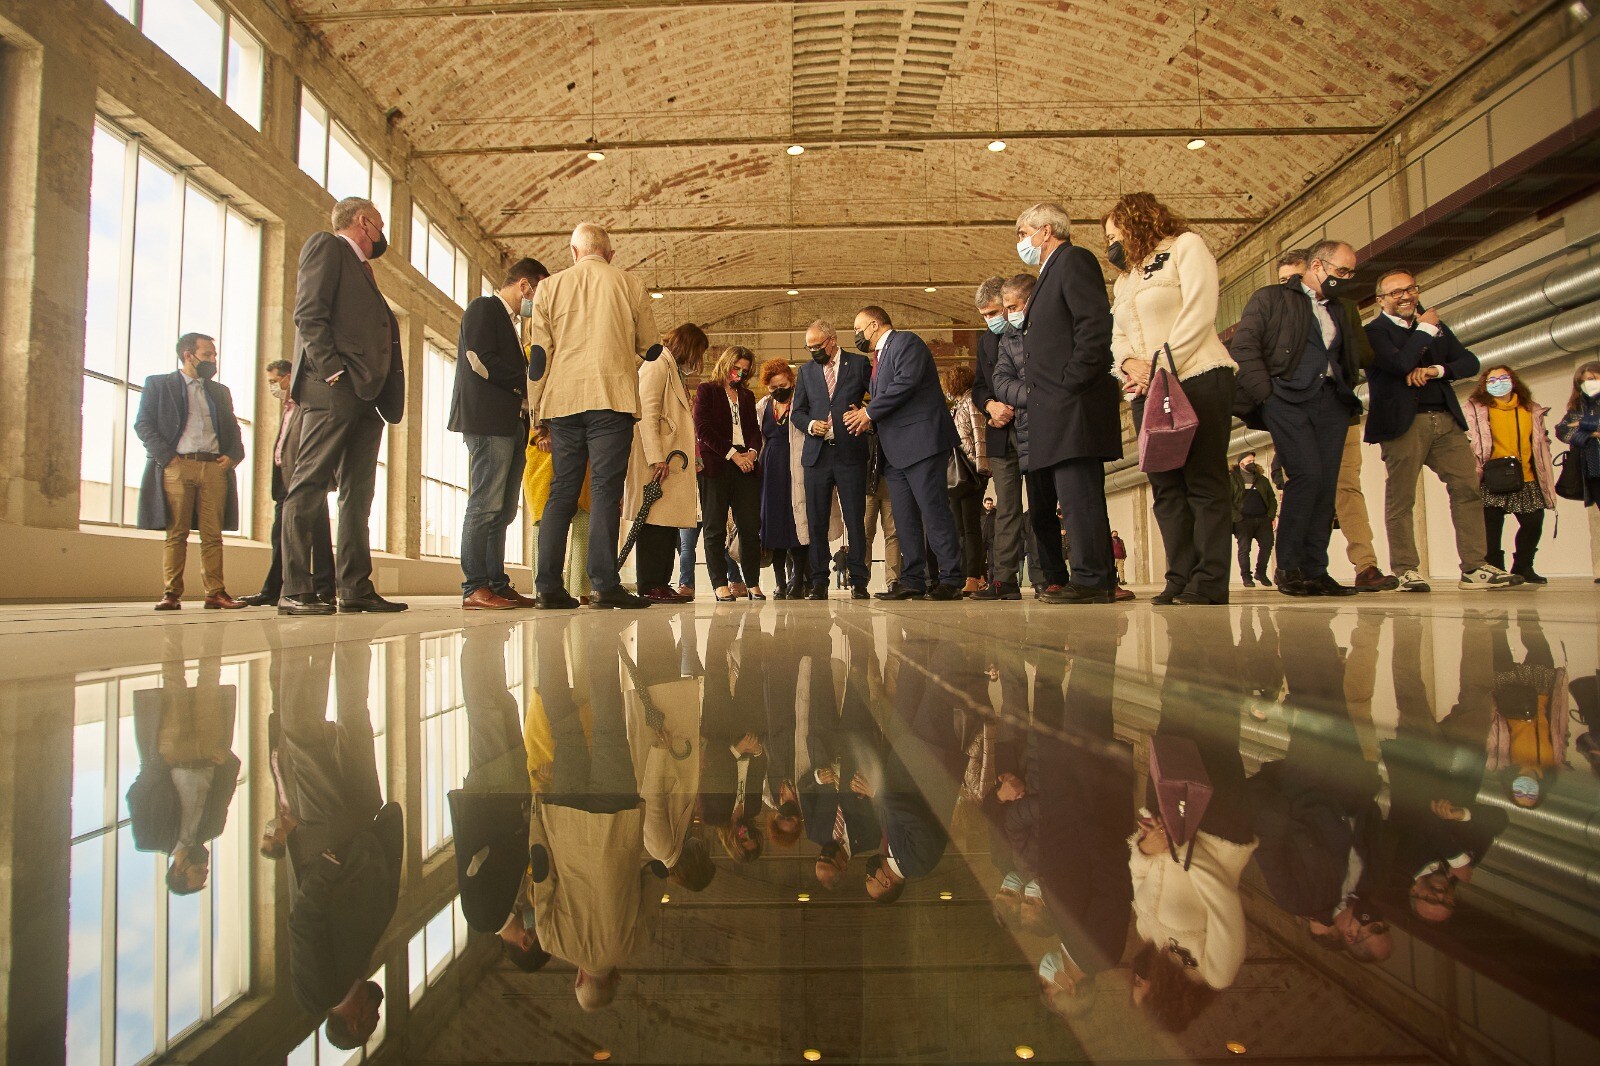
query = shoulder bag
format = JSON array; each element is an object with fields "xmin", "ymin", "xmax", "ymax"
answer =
[{"xmin": 1137, "ymin": 344, "xmax": 1200, "ymax": 473}]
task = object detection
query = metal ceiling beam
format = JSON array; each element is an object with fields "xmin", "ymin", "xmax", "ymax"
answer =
[
  {"xmin": 494, "ymin": 216, "xmax": 1260, "ymax": 239},
  {"xmin": 298, "ymin": 1, "xmax": 824, "ymax": 24},
  {"xmin": 647, "ymin": 282, "xmax": 979, "ymax": 295},
  {"xmin": 416, "ymin": 124, "xmax": 1382, "ymax": 159}
]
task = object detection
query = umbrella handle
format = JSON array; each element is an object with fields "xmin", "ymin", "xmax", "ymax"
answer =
[{"xmin": 667, "ymin": 450, "xmax": 689, "ymax": 470}]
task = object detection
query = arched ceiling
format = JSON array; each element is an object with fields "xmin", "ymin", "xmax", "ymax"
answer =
[{"xmin": 289, "ymin": 0, "xmax": 1541, "ymax": 338}]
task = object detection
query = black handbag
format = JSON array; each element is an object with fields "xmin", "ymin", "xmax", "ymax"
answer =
[
  {"xmin": 1555, "ymin": 449, "xmax": 1586, "ymax": 501},
  {"xmin": 1480, "ymin": 407, "xmax": 1525, "ymax": 495},
  {"xmin": 947, "ymin": 446, "xmax": 980, "ymax": 496}
]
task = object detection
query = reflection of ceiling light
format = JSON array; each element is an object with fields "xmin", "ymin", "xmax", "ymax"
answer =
[
  {"xmin": 803, "ymin": 1052, "xmax": 822, "ymax": 1063},
  {"xmin": 987, "ymin": 140, "xmax": 1007, "ymax": 152},
  {"xmin": 593, "ymin": 1053, "xmax": 612, "ymax": 1063},
  {"xmin": 1569, "ymin": 3, "xmax": 1591, "ymax": 24},
  {"xmin": 924, "ymin": 286, "xmax": 938, "ymax": 293},
  {"xmin": 650, "ymin": 292, "xmax": 664, "ymax": 299},
  {"xmin": 787, "ymin": 145, "xmax": 805, "ymax": 156},
  {"xmin": 1225, "ymin": 1043, "xmax": 1247, "ymax": 1055},
  {"xmin": 660, "ymin": 893, "xmax": 671, "ymax": 903},
  {"xmin": 787, "ymin": 288, "xmax": 800, "ymax": 296},
  {"xmin": 587, "ymin": 150, "xmax": 606, "ymax": 161},
  {"xmin": 1014, "ymin": 1048, "xmax": 1035, "ymax": 1061},
  {"xmin": 938, "ymin": 891, "xmax": 953, "ymax": 900},
  {"xmin": 1186, "ymin": 137, "xmax": 1207, "ymax": 150},
  {"xmin": 797, "ymin": 892, "xmax": 811, "ymax": 902}
]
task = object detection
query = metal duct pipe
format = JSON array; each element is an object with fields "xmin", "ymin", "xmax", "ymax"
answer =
[
  {"xmin": 1471, "ymin": 297, "xmax": 1600, "ymax": 365},
  {"xmin": 1450, "ymin": 254, "xmax": 1600, "ymax": 346}
]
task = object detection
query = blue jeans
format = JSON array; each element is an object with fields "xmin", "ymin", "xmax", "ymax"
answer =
[
  {"xmin": 536, "ymin": 411, "xmax": 634, "ymax": 595},
  {"xmin": 460, "ymin": 433, "xmax": 527, "ymax": 596},
  {"xmin": 677, "ymin": 524, "xmax": 699, "ymax": 587}
]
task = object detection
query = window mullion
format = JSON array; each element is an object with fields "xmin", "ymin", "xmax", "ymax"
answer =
[
  {"xmin": 217, "ymin": 13, "xmax": 229, "ymax": 111},
  {"xmin": 97, "ymin": 684, "xmax": 119, "ymax": 1066},
  {"xmin": 108, "ymin": 135, "xmax": 140, "ymax": 526}
]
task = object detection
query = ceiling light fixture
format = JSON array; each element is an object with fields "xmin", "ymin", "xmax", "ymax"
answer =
[
  {"xmin": 787, "ymin": 144, "xmax": 805, "ymax": 156},
  {"xmin": 803, "ymin": 1052, "xmax": 822, "ymax": 1063},
  {"xmin": 650, "ymin": 291, "xmax": 664, "ymax": 299},
  {"xmin": 924, "ymin": 286, "xmax": 938, "ymax": 293},
  {"xmin": 1014, "ymin": 1047, "xmax": 1035, "ymax": 1061},
  {"xmin": 787, "ymin": 288, "xmax": 800, "ymax": 296},
  {"xmin": 1187, "ymin": 137, "xmax": 1207, "ymax": 150},
  {"xmin": 797, "ymin": 892, "xmax": 811, "ymax": 902},
  {"xmin": 592, "ymin": 1053, "xmax": 612, "ymax": 1063},
  {"xmin": 1225, "ymin": 1043, "xmax": 1247, "ymax": 1055},
  {"xmin": 660, "ymin": 893, "xmax": 671, "ymax": 903},
  {"xmin": 987, "ymin": 139, "xmax": 1007, "ymax": 152},
  {"xmin": 938, "ymin": 891, "xmax": 954, "ymax": 901},
  {"xmin": 586, "ymin": 150, "xmax": 605, "ymax": 161}
]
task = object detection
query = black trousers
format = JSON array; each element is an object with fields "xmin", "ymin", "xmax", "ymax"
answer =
[
  {"xmin": 951, "ymin": 488, "xmax": 985, "ymax": 579},
  {"xmin": 701, "ymin": 466, "xmax": 761, "ymax": 589},
  {"xmin": 1483, "ymin": 504, "xmax": 1545, "ymax": 570},
  {"xmin": 1263, "ymin": 384, "xmax": 1350, "ymax": 578},
  {"xmin": 769, "ymin": 547, "xmax": 810, "ymax": 591},
  {"xmin": 259, "ymin": 465, "xmax": 334, "ymax": 599},
  {"xmin": 636, "ymin": 523, "xmax": 681, "ymax": 590},
  {"xmin": 1134, "ymin": 367, "xmax": 1236, "ymax": 600},
  {"xmin": 1023, "ymin": 470, "xmax": 1069, "ymax": 586},
  {"xmin": 1050, "ymin": 457, "xmax": 1113, "ymax": 590},
  {"xmin": 1234, "ymin": 516, "xmax": 1274, "ymax": 578},
  {"xmin": 280, "ymin": 378, "xmax": 385, "ymax": 600}
]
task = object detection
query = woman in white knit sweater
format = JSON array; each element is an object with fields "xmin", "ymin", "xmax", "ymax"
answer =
[{"xmin": 1108, "ymin": 194, "xmax": 1238, "ymax": 605}]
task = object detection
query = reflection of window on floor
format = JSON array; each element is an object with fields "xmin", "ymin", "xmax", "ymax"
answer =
[
  {"xmin": 408, "ymin": 898, "xmax": 469, "ymax": 1007},
  {"xmin": 419, "ymin": 632, "xmax": 525, "ymax": 858},
  {"xmin": 67, "ymin": 660, "xmax": 252, "ymax": 1066},
  {"xmin": 286, "ymin": 964, "xmax": 387, "ymax": 1066}
]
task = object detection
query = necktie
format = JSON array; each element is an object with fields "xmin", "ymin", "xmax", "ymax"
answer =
[
  {"xmin": 824, "ymin": 359, "xmax": 837, "ymax": 398},
  {"xmin": 832, "ymin": 804, "xmax": 849, "ymax": 856},
  {"xmin": 273, "ymin": 400, "xmax": 297, "ymax": 466}
]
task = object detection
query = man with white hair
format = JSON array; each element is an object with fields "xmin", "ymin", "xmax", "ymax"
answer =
[{"xmin": 526, "ymin": 222, "xmax": 659, "ymax": 609}]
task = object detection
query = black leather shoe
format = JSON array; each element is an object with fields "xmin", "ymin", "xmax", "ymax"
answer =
[
  {"xmin": 592, "ymin": 588, "xmax": 650, "ymax": 609},
  {"xmin": 851, "ymin": 585, "xmax": 869, "ymax": 600},
  {"xmin": 876, "ymin": 585, "xmax": 923, "ymax": 600},
  {"xmin": 923, "ymin": 584, "xmax": 960, "ymax": 601},
  {"xmin": 278, "ymin": 595, "xmax": 336, "ymax": 616},
  {"xmin": 339, "ymin": 594, "xmax": 408, "ymax": 613},
  {"xmin": 1150, "ymin": 585, "xmax": 1184, "ymax": 605},
  {"xmin": 1255, "ymin": 572, "xmax": 1273, "ymax": 587},
  {"xmin": 317, "ymin": 591, "xmax": 337, "ymax": 606},
  {"xmin": 1304, "ymin": 573, "xmax": 1357, "ymax": 597},
  {"xmin": 805, "ymin": 586, "xmax": 828, "ymax": 600},
  {"xmin": 536, "ymin": 590, "xmax": 581, "ymax": 610},
  {"xmin": 1276, "ymin": 570, "xmax": 1313, "ymax": 597},
  {"xmin": 1040, "ymin": 584, "xmax": 1115, "ymax": 604},
  {"xmin": 1240, "ymin": 575, "xmax": 1255, "ymax": 588},
  {"xmin": 236, "ymin": 592, "xmax": 275, "ymax": 607},
  {"xmin": 972, "ymin": 582, "xmax": 1022, "ymax": 601}
]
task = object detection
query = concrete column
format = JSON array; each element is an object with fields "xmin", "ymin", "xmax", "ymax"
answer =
[{"xmin": 0, "ymin": 24, "xmax": 97, "ymax": 530}]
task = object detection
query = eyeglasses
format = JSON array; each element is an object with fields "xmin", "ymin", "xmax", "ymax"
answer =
[
  {"xmin": 1316, "ymin": 259, "xmax": 1356, "ymax": 279},
  {"xmin": 1380, "ymin": 284, "xmax": 1420, "ymax": 299}
]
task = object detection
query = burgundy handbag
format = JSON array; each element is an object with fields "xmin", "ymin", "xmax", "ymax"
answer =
[
  {"xmin": 1137, "ymin": 344, "xmax": 1200, "ymax": 473},
  {"xmin": 1148, "ymin": 734, "xmax": 1212, "ymax": 869}
]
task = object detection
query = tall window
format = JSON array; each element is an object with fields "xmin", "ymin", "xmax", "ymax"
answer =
[
  {"xmin": 407, "ymin": 898, "xmax": 469, "ymax": 1007},
  {"xmin": 297, "ymin": 88, "xmax": 393, "ymax": 222},
  {"xmin": 409, "ymin": 205, "xmax": 470, "ymax": 307},
  {"xmin": 421, "ymin": 342, "xmax": 468, "ymax": 558},
  {"xmin": 285, "ymin": 964, "xmax": 387, "ymax": 1066},
  {"xmin": 109, "ymin": 1, "xmax": 264, "ymax": 129},
  {"xmin": 67, "ymin": 658, "xmax": 253, "ymax": 1066},
  {"xmin": 82, "ymin": 119, "xmax": 263, "ymax": 533}
]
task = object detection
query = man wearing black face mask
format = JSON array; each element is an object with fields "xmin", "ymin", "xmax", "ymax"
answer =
[
  {"xmin": 134, "ymin": 332, "xmax": 247, "ymax": 610},
  {"xmin": 281, "ymin": 197, "xmax": 407, "ymax": 616},
  {"xmin": 792, "ymin": 319, "xmax": 873, "ymax": 598},
  {"xmin": 1231, "ymin": 239, "xmax": 1365, "ymax": 598},
  {"xmin": 1229, "ymin": 452, "xmax": 1276, "ymax": 587}
]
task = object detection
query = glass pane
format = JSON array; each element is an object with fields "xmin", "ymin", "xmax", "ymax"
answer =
[
  {"xmin": 427, "ymin": 226, "xmax": 453, "ymax": 296},
  {"xmin": 85, "ymin": 125, "xmax": 129, "ymax": 379},
  {"xmin": 453, "ymin": 248, "xmax": 469, "ymax": 308},
  {"xmin": 167, "ymin": 885, "xmax": 204, "ymax": 1039},
  {"xmin": 408, "ymin": 929, "xmax": 426, "ymax": 1005},
  {"xmin": 410, "ymin": 206, "xmax": 429, "ymax": 274},
  {"xmin": 224, "ymin": 18, "xmax": 264, "ymax": 129},
  {"xmin": 327, "ymin": 122, "xmax": 370, "ymax": 202},
  {"xmin": 114, "ymin": 826, "xmax": 157, "ymax": 1066},
  {"xmin": 123, "ymin": 390, "xmax": 148, "ymax": 525},
  {"xmin": 371, "ymin": 165, "xmax": 392, "ymax": 226},
  {"xmin": 221, "ymin": 210, "xmax": 262, "ymax": 536},
  {"xmin": 128, "ymin": 154, "xmax": 180, "ymax": 388},
  {"xmin": 425, "ymin": 906, "xmax": 453, "ymax": 978},
  {"xmin": 79, "ymin": 376, "xmax": 119, "ymax": 524},
  {"xmin": 298, "ymin": 91, "xmax": 329, "ymax": 185},
  {"xmin": 142, "ymin": 0, "xmax": 225, "ymax": 96},
  {"xmin": 66, "ymin": 836, "xmax": 107, "ymax": 1066},
  {"xmin": 179, "ymin": 184, "xmax": 224, "ymax": 339},
  {"xmin": 370, "ymin": 451, "xmax": 388, "ymax": 553}
]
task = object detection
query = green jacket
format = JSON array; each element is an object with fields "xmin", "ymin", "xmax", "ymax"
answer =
[{"xmin": 1231, "ymin": 467, "xmax": 1278, "ymax": 523}]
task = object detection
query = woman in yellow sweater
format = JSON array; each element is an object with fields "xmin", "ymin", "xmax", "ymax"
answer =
[{"xmin": 1463, "ymin": 364, "xmax": 1556, "ymax": 584}]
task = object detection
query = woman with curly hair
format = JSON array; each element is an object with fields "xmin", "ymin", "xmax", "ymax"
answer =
[
  {"xmin": 1106, "ymin": 192, "xmax": 1237, "ymax": 605},
  {"xmin": 1463, "ymin": 364, "xmax": 1556, "ymax": 584},
  {"xmin": 755, "ymin": 357, "xmax": 811, "ymax": 597},
  {"xmin": 943, "ymin": 362, "xmax": 990, "ymax": 594}
]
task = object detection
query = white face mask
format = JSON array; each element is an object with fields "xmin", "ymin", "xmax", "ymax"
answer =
[
  {"xmin": 1006, "ymin": 310, "xmax": 1027, "ymax": 330},
  {"xmin": 268, "ymin": 381, "xmax": 286, "ymax": 401},
  {"xmin": 1583, "ymin": 379, "xmax": 1600, "ymax": 398},
  {"xmin": 1016, "ymin": 233, "xmax": 1042, "ymax": 268},
  {"xmin": 1038, "ymin": 951, "xmax": 1063, "ymax": 984}
]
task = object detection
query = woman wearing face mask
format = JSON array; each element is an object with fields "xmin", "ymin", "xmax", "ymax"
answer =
[
  {"xmin": 755, "ymin": 358, "xmax": 812, "ymax": 597},
  {"xmin": 694, "ymin": 347, "xmax": 764, "ymax": 601},
  {"xmin": 1105, "ymin": 193, "xmax": 1238, "ymax": 606},
  {"xmin": 624, "ymin": 323, "xmax": 707, "ymax": 603},
  {"xmin": 942, "ymin": 363, "xmax": 990, "ymax": 595},
  {"xmin": 1464, "ymin": 365, "xmax": 1555, "ymax": 584},
  {"xmin": 1556, "ymin": 362, "xmax": 1600, "ymax": 520}
]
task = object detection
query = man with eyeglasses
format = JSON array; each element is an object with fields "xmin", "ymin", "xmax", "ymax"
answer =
[
  {"xmin": 1365, "ymin": 270, "xmax": 1517, "ymax": 591},
  {"xmin": 1231, "ymin": 240, "xmax": 1367, "ymax": 597}
]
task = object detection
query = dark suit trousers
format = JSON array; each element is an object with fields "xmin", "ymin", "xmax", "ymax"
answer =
[
  {"xmin": 1235, "ymin": 516, "xmax": 1274, "ymax": 579},
  {"xmin": 1133, "ymin": 367, "xmax": 1236, "ymax": 600},
  {"xmin": 540, "ymin": 617, "xmax": 640, "ymax": 813},
  {"xmin": 1264, "ymin": 383, "xmax": 1349, "ymax": 577},
  {"xmin": 536, "ymin": 410, "xmax": 634, "ymax": 596},
  {"xmin": 1024, "ymin": 471, "xmax": 1069, "ymax": 586},
  {"xmin": 804, "ymin": 450, "xmax": 869, "ymax": 587},
  {"xmin": 281, "ymin": 378, "xmax": 384, "ymax": 600},
  {"xmin": 700, "ymin": 466, "xmax": 761, "ymax": 590},
  {"xmin": 260, "ymin": 467, "xmax": 333, "ymax": 600},
  {"xmin": 1049, "ymin": 459, "xmax": 1113, "ymax": 589},
  {"xmin": 278, "ymin": 640, "xmax": 383, "ymax": 854},
  {"xmin": 885, "ymin": 452, "xmax": 962, "ymax": 590}
]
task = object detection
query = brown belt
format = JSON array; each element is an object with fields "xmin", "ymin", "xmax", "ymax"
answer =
[{"xmin": 177, "ymin": 452, "xmax": 220, "ymax": 462}]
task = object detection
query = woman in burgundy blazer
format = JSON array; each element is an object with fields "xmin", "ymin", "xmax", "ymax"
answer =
[{"xmin": 694, "ymin": 346, "xmax": 763, "ymax": 600}]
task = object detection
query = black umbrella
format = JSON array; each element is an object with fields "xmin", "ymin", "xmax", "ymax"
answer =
[{"xmin": 617, "ymin": 449, "xmax": 689, "ymax": 568}]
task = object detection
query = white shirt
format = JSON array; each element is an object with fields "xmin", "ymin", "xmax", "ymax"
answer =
[
  {"xmin": 885, "ymin": 853, "xmax": 904, "ymax": 879},
  {"xmin": 1300, "ymin": 282, "xmax": 1338, "ymax": 349},
  {"xmin": 176, "ymin": 370, "xmax": 221, "ymax": 454},
  {"xmin": 497, "ymin": 292, "xmax": 519, "ymax": 326},
  {"xmin": 874, "ymin": 328, "xmax": 895, "ymax": 353}
]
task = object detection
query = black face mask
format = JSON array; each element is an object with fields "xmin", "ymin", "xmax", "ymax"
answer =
[
  {"xmin": 854, "ymin": 330, "xmax": 871, "ymax": 354},
  {"xmin": 367, "ymin": 231, "xmax": 389, "ymax": 260},
  {"xmin": 1242, "ymin": 461, "xmax": 1256, "ymax": 474},
  {"xmin": 1106, "ymin": 240, "xmax": 1128, "ymax": 272},
  {"xmin": 808, "ymin": 346, "xmax": 828, "ymax": 363},
  {"xmin": 771, "ymin": 386, "xmax": 794, "ymax": 403},
  {"xmin": 1319, "ymin": 271, "xmax": 1357, "ymax": 300},
  {"xmin": 194, "ymin": 360, "xmax": 218, "ymax": 380}
]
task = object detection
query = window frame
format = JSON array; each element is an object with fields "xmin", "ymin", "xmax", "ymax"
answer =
[
  {"xmin": 113, "ymin": 0, "xmax": 264, "ymax": 129},
  {"xmin": 295, "ymin": 86, "xmax": 393, "ymax": 222}
]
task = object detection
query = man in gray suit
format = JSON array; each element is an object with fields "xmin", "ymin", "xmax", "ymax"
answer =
[{"xmin": 280, "ymin": 197, "xmax": 407, "ymax": 616}]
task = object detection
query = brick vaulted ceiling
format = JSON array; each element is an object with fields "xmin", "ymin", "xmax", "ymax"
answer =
[{"xmin": 288, "ymin": 1, "xmax": 1542, "ymax": 338}]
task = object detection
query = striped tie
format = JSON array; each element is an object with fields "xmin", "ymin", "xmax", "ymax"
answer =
[
  {"xmin": 832, "ymin": 804, "xmax": 849, "ymax": 858},
  {"xmin": 824, "ymin": 359, "xmax": 837, "ymax": 398}
]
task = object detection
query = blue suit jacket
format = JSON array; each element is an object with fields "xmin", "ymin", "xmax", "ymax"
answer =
[
  {"xmin": 132, "ymin": 370, "xmax": 245, "ymax": 531},
  {"xmin": 792, "ymin": 352, "xmax": 872, "ymax": 467},
  {"xmin": 864, "ymin": 330, "xmax": 959, "ymax": 469},
  {"xmin": 1363, "ymin": 314, "xmax": 1478, "ymax": 444}
]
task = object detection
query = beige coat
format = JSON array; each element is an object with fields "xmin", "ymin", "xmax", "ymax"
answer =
[
  {"xmin": 1111, "ymin": 231, "xmax": 1236, "ymax": 383},
  {"xmin": 623, "ymin": 354, "xmax": 698, "ymax": 530},
  {"xmin": 622, "ymin": 674, "xmax": 703, "ymax": 868},
  {"xmin": 1128, "ymin": 830, "xmax": 1257, "ymax": 989},
  {"xmin": 527, "ymin": 254, "xmax": 657, "ymax": 421},
  {"xmin": 528, "ymin": 800, "xmax": 660, "ymax": 974}
]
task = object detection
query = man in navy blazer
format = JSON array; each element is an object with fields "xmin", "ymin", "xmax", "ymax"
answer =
[
  {"xmin": 842, "ymin": 307, "xmax": 963, "ymax": 599},
  {"xmin": 793, "ymin": 319, "xmax": 873, "ymax": 598},
  {"xmin": 1014, "ymin": 203, "xmax": 1121, "ymax": 604},
  {"xmin": 133, "ymin": 332, "xmax": 247, "ymax": 611},
  {"xmin": 801, "ymin": 640, "xmax": 884, "ymax": 889},
  {"xmin": 1365, "ymin": 270, "xmax": 1513, "ymax": 592}
]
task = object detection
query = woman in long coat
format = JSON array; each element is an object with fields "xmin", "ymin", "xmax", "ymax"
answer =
[{"xmin": 624, "ymin": 324, "xmax": 708, "ymax": 602}]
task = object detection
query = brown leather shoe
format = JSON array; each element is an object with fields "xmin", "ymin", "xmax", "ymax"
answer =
[
  {"xmin": 204, "ymin": 590, "xmax": 247, "ymax": 610},
  {"xmin": 463, "ymin": 587, "xmax": 520, "ymax": 611},
  {"xmin": 1114, "ymin": 587, "xmax": 1137, "ymax": 602},
  {"xmin": 154, "ymin": 593, "xmax": 181, "ymax": 611},
  {"xmin": 1354, "ymin": 566, "xmax": 1399, "ymax": 592}
]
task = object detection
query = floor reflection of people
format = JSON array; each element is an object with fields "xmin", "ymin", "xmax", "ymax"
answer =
[
  {"xmin": 1485, "ymin": 610, "xmax": 1568, "ymax": 809},
  {"xmin": 761, "ymin": 608, "xmax": 806, "ymax": 849},
  {"xmin": 273, "ymin": 639, "xmax": 402, "ymax": 1051},
  {"xmin": 1248, "ymin": 615, "xmax": 1390, "ymax": 963},
  {"xmin": 802, "ymin": 622, "xmax": 884, "ymax": 890},
  {"xmin": 1130, "ymin": 619, "xmax": 1257, "ymax": 1033},
  {"xmin": 699, "ymin": 615, "xmax": 767, "ymax": 862},
  {"xmin": 128, "ymin": 634, "xmax": 241, "ymax": 896},
  {"xmin": 526, "ymin": 619, "xmax": 668, "ymax": 1012}
]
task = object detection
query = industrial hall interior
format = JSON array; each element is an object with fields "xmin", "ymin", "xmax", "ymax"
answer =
[{"xmin": 5, "ymin": 1, "xmax": 1600, "ymax": 1065}]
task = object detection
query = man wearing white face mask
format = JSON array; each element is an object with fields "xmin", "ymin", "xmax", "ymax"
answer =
[
  {"xmin": 239, "ymin": 360, "xmax": 333, "ymax": 607},
  {"xmin": 970, "ymin": 277, "xmax": 1025, "ymax": 600}
]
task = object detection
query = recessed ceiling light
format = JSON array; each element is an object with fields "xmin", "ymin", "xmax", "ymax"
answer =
[
  {"xmin": 660, "ymin": 892, "xmax": 671, "ymax": 903},
  {"xmin": 1186, "ymin": 137, "xmax": 1207, "ymax": 150},
  {"xmin": 803, "ymin": 1052, "xmax": 822, "ymax": 1063},
  {"xmin": 1225, "ymin": 1042, "xmax": 1247, "ymax": 1055},
  {"xmin": 797, "ymin": 892, "xmax": 811, "ymax": 902},
  {"xmin": 1014, "ymin": 1047, "xmax": 1035, "ymax": 1061},
  {"xmin": 924, "ymin": 286, "xmax": 938, "ymax": 293},
  {"xmin": 938, "ymin": 891, "xmax": 953, "ymax": 901},
  {"xmin": 987, "ymin": 140, "xmax": 1007, "ymax": 152},
  {"xmin": 787, "ymin": 288, "xmax": 800, "ymax": 296},
  {"xmin": 587, "ymin": 150, "xmax": 606, "ymax": 162},
  {"xmin": 787, "ymin": 145, "xmax": 805, "ymax": 156},
  {"xmin": 592, "ymin": 1053, "xmax": 612, "ymax": 1063},
  {"xmin": 650, "ymin": 292, "xmax": 664, "ymax": 299}
]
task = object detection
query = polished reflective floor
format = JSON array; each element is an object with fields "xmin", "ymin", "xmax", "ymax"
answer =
[{"xmin": 3, "ymin": 588, "xmax": 1599, "ymax": 1066}]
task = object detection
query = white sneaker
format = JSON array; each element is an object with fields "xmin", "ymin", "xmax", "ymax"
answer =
[
  {"xmin": 1398, "ymin": 569, "xmax": 1431, "ymax": 592},
  {"xmin": 1458, "ymin": 564, "xmax": 1518, "ymax": 590}
]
